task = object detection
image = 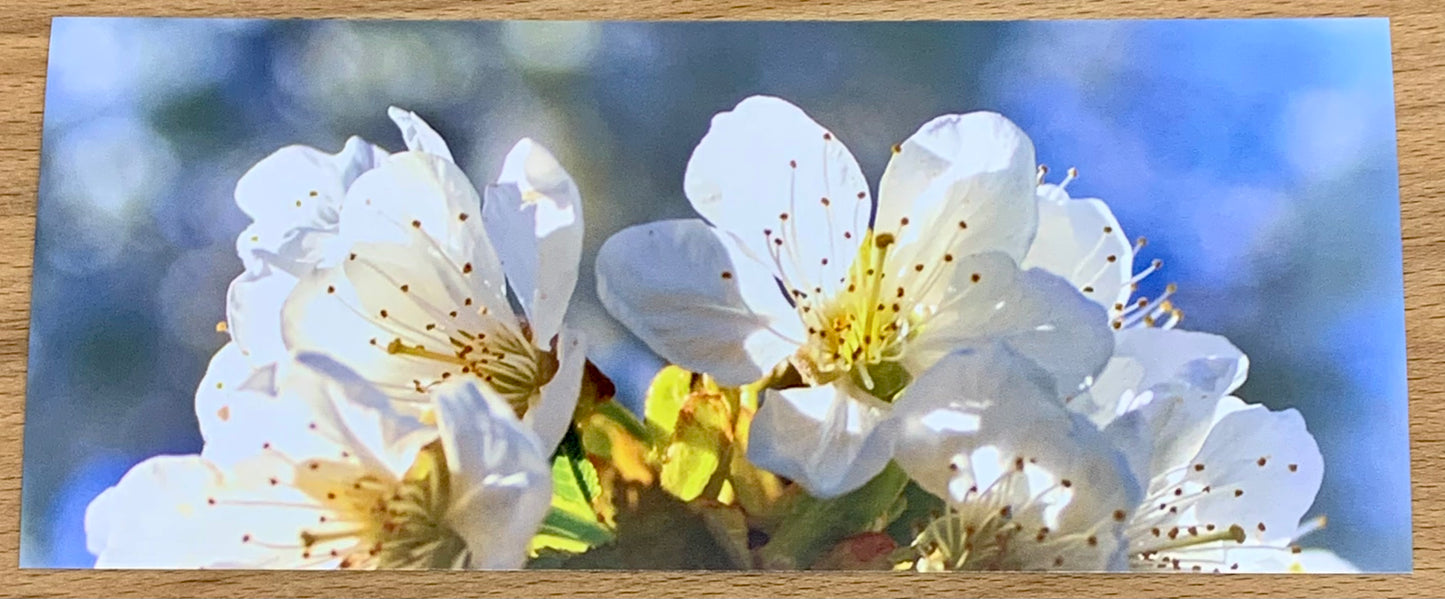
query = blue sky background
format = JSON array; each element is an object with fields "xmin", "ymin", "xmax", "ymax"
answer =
[{"xmin": 22, "ymin": 18, "xmax": 1408, "ymax": 570}]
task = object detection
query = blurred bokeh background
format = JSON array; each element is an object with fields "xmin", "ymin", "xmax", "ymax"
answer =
[{"xmin": 21, "ymin": 18, "xmax": 1407, "ymax": 570}]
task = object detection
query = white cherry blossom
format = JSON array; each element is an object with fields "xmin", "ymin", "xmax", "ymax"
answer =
[
  {"xmin": 86, "ymin": 353, "xmax": 552, "ymax": 569},
  {"xmin": 1021, "ymin": 178, "xmax": 1354, "ymax": 572},
  {"xmin": 1083, "ymin": 328, "xmax": 1352, "ymax": 572},
  {"xmin": 892, "ymin": 346, "xmax": 1140, "ymax": 571},
  {"xmin": 596, "ymin": 95, "xmax": 1112, "ymax": 497},
  {"xmin": 225, "ymin": 107, "xmax": 588, "ymax": 452}
]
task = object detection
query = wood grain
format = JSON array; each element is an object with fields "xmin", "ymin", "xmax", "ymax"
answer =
[{"xmin": 0, "ymin": 1, "xmax": 1439, "ymax": 597}]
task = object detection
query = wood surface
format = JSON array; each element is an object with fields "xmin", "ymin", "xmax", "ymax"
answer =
[{"xmin": 0, "ymin": 1, "xmax": 1439, "ymax": 597}]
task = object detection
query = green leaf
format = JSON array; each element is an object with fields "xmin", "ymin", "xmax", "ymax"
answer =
[
  {"xmin": 885, "ymin": 481, "xmax": 945, "ymax": 547},
  {"xmin": 593, "ymin": 398, "xmax": 652, "ymax": 443},
  {"xmin": 659, "ymin": 392, "xmax": 732, "ymax": 501},
  {"xmin": 756, "ymin": 461, "xmax": 911, "ymax": 569},
  {"xmin": 644, "ymin": 365, "xmax": 695, "ymax": 438},
  {"xmin": 530, "ymin": 453, "xmax": 614, "ymax": 555}
]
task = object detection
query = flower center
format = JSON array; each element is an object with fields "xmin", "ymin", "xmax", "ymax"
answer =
[
  {"xmin": 908, "ymin": 451, "xmax": 1125, "ymax": 571},
  {"xmin": 384, "ymin": 325, "xmax": 558, "ymax": 417},
  {"xmin": 340, "ymin": 243, "xmax": 559, "ymax": 418},
  {"xmin": 789, "ymin": 232, "xmax": 922, "ymax": 400},
  {"xmin": 1121, "ymin": 457, "xmax": 1308, "ymax": 572},
  {"xmin": 293, "ymin": 441, "xmax": 469, "ymax": 569}
]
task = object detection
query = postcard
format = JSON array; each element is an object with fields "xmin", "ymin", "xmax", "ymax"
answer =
[{"xmin": 22, "ymin": 17, "xmax": 1407, "ymax": 572}]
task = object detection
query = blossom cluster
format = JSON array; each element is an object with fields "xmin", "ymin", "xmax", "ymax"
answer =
[{"xmin": 85, "ymin": 98, "xmax": 1354, "ymax": 572}]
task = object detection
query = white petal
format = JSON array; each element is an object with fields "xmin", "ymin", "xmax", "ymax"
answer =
[
  {"xmin": 1020, "ymin": 184, "xmax": 1133, "ymax": 311},
  {"xmin": 194, "ymin": 343, "xmax": 266, "ymax": 443},
  {"xmin": 1113, "ymin": 328, "xmax": 1249, "ymax": 404},
  {"xmin": 1091, "ymin": 329, "xmax": 1249, "ymax": 484},
  {"xmin": 1182, "ymin": 404, "xmax": 1325, "ymax": 546},
  {"xmin": 432, "ymin": 379, "xmax": 553, "ymax": 569},
  {"xmin": 683, "ymin": 96, "xmax": 869, "ymax": 297},
  {"xmin": 234, "ymin": 147, "xmax": 345, "ymax": 243},
  {"xmin": 330, "ymin": 135, "xmax": 391, "ymax": 186},
  {"xmin": 388, "ymin": 106, "xmax": 454, "ymax": 162},
  {"xmin": 877, "ymin": 111, "xmax": 1038, "ymax": 264},
  {"xmin": 233, "ymin": 136, "xmax": 383, "ymax": 264},
  {"xmin": 482, "ymin": 139, "xmax": 584, "ymax": 344},
  {"xmin": 746, "ymin": 384, "xmax": 898, "ymax": 498},
  {"xmin": 225, "ymin": 264, "xmax": 301, "ymax": 368},
  {"xmin": 891, "ymin": 345, "xmax": 1057, "ymax": 501},
  {"xmin": 279, "ymin": 237, "xmax": 522, "ymax": 412},
  {"xmin": 86, "ymin": 455, "xmax": 323, "ymax": 568},
  {"xmin": 904, "ymin": 252, "xmax": 1113, "ymax": 396},
  {"xmin": 201, "ymin": 352, "xmax": 433, "ymax": 479},
  {"xmin": 523, "ymin": 327, "xmax": 586, "ymax": 453},
  {"xmin": 339, "ymin": 151, "xmax": 508, "ymax": 308},
  {"xmin": 894, "ymin": 345, "xmax": 1140, "ymax": 537},
  {"xmin": 596, "ymin": 219, "xmax": 805, "ymax": 386}
]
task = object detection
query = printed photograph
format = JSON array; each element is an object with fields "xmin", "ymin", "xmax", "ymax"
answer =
[{"xmin": 22, "ymin": 17, "xmax": 1408, "ymax": 571}]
